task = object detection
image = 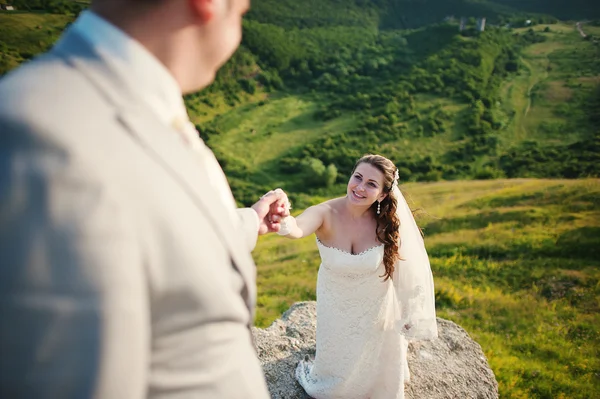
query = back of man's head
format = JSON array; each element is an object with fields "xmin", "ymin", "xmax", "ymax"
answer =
[{"xmin": 90, "ymin": 0, "xmax": 247, "ymax": 93}]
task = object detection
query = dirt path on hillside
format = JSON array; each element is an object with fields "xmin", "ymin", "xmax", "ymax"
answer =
[
  {"xmin": 522, "ymin": 59, "xmax": 538, "ymax": 118},
  {"xmin": 525, "ymin": 82, "xmax": 533, "ymax": 117},
  {"xmin": 576, "ymin": 21, "xmax": 587, "ymax": 38}
]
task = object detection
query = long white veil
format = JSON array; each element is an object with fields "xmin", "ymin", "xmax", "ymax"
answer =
[{"xmin": 390, "ymin": 185, "xmax": 438, "ymax": 340}]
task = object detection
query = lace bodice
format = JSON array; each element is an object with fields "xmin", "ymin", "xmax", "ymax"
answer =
[
  {"xmin": 316, "ymin": 238, "xmax": 384, "ymax": 277},
  {"xmin": 295, "ymin": 238, "xmax": 408, "ymax": 399}
]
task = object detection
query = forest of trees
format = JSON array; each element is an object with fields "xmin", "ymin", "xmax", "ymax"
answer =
[{"xmin": 195, "ymin": 19, "xmax": 600, "ymax": 199}]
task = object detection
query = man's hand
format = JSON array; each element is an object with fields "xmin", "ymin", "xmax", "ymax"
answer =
[{"xmin": 251, "ymin": 188, "xmax": 291, "ymax": 235}]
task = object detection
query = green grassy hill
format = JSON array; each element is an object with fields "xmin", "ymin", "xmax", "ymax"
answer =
[
  {"xmin": 192, "ymin": 21, "xmax": 600, "ymax": 205},
  {"xmin": 253, "ymin": 178, "xmax": 600, "ymax": 398},
  {"xmin": 505, "ymin": 23, "xmax": 599, "ymax": 143},
  {"xmin": 3, "ymin": 8, "xmax": 599, "ymax": 193},
  {"xmin": 0, "ymin": 12, "xmax": 71, "ymax": 74}
]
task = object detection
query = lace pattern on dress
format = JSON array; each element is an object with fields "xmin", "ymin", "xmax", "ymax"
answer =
[
  {"xmin": 295, "ymin": 243, "xmax": 407, "ymax": 399},
  {"xmin": 316, "ymin": 237, "xmax": 383, "ymax": 257}
]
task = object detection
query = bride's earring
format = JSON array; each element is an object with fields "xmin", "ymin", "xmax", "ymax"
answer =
[{"xmin": 377, "ymin": 201, "xmax": 381, "ymax": 215}]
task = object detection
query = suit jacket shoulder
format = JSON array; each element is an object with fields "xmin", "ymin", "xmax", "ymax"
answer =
[{"xmin": 0, "ymin": 29, "xmax": 269, "ymax": 399}]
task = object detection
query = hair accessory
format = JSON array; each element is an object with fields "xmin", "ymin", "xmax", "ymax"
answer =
[{"xmin": 392, "ymin": 169, "xmax": 400, "ymax": 189}]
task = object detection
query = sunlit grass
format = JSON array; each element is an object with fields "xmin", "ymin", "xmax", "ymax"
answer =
[
  {"xmin": 208, "ymin": 93, "xmax": 359, "ymax": 171},
  {"xmin": 0, "ymin": 12, "xmax": 70, "ymax": 52},
  {"xmin": 253, "ymin": 179, "xmax": 600, "ymax": 398},
  {"xmin": 583, "ymin": 25, "xmax": 600, "ymax": 37}
]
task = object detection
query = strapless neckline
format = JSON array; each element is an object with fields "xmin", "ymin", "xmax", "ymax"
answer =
[{"xmin": 316, "ymin": 237, "xmax": 384, "ymax": 257}]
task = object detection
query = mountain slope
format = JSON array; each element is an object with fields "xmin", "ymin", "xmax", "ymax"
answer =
[
  {"xmin": 1, "ymin": 6, "xmax": 599, "ymax": 398},
  {"xmin": 193, "ymin": 21, "xmax": 600, "ymax": 205},
  {"xmin": 1, "ymin": 4, "xmax": 599, "ymax": 206}
]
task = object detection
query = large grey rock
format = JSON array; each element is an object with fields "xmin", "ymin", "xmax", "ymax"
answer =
[{"xmin": 252, "ymin": 302, "xmax": 498, "ymax": 399}]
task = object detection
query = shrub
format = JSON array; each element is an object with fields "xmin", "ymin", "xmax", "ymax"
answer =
[
  {"xmin": 279, "ymin": 157, "xmax": 304, "ymax": 173},
  {"xmin": 422, "ymin": 170, "xmax": 443, "ymax": 182},
  {"xmin": 301, "ymin": 158, "xmax": 338, "ymax": 188},
  {"xmin": 239, "ymin": 78, "xmax": 257, "ymax": 94},
  {"xmin": 474, "ymin": 165, "xmax": 504, "ymax": 180},
  {"xmin": 314, "ymin": 107, "xmax": 342, "ymax": 121}
]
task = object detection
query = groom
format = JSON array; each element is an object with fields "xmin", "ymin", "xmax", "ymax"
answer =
[{"xmin": 0, "ymin": 0, "xmax": 287, "ymax": 397}]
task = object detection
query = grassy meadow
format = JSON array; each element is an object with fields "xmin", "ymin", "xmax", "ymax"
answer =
[
  {"xmin": 0, "ymin": 12, "xmax": 71, "ymax": 73},
  {"xmin": 253, "ymin": 179, "xmax": 600, "ymax": 398}
]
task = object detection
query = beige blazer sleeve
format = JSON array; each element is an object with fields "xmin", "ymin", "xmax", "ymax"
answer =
[
  {"xmin": 236, "ymin": 208, "xmax": 260, "ymax": 251},
  {"xmin": 0, "ymin": 127, "xmax": 150, "ymax": 398}
]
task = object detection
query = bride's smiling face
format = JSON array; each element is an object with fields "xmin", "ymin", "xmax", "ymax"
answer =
[{"xmin": 347, "ymin": 163, "xmax": 387, "ymax": 206}]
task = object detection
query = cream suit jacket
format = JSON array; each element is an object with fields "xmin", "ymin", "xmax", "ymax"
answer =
[{"xmin": 0, "ymin": 27, "xmax": 270, "ymax": 399}]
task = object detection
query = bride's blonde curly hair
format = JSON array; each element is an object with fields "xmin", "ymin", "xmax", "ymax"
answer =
[{"xmin": 352, "ymin": 154, "xmax": 400, "ymax": 281}]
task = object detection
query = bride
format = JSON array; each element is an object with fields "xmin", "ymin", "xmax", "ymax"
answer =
[{"xmin": 276, "ymin": 154, "xmax": 437, "ymax": 399}]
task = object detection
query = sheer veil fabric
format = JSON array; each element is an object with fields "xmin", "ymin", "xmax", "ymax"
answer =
[{"xmin": 389, "ymin": 186, "xmax": 438, "ymax": 340}]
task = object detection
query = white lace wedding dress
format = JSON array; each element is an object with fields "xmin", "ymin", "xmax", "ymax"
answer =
[{"xmin": 295, "ymin": 238, "xmax": 411, "ymax": 399}]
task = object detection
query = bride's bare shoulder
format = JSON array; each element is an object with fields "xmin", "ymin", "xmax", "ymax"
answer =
[
  {"xmin": 303, "ymin": 197, "xmax": 343, "ymax": 216},
  {"xmin": 310, "ymin": 197, "xmax": 344, "ymax": 234},
  {"xmin": 317, "ymin": 197, "xmax": 345, "ymax": 214}
]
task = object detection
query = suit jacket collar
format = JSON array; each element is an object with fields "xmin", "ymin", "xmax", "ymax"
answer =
[
  {"xmin": 69, "ymin": 10, "xmax": 188, "ymax": 125},
  {"xmin": 52, "ymin": 28, "xmax": 258, "ymax": 317}
]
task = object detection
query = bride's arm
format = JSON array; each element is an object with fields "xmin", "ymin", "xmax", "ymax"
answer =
[{"xmin": 278, "ymin": 204, "xmax": 327, "ymax": 239}]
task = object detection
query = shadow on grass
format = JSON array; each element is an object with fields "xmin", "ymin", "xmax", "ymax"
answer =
[
  {"xmin": 554, "ymin": 226, "xmax": 600, "ymax": 259},
  {"xmin": 512, "ymin": 342, "xmax": 560, "ymax": 362},
  {"xmin": 461, "ymin": 187, "xmax": 600, "ymax": 213},
  {"xmin": 429, "ymin": 226, "xmax": 600, "ymax": 261},
  {"xmin": 274, "ymin": 111, "xmax": 320, "ymax": 135},
  {"xmin": 424, "ymin": 209, "xmax": 567, "ymax": 235}
]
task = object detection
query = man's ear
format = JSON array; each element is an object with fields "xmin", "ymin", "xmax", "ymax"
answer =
[{"xmin": 188, "ymin": 0, "xmax": 224, "ymax": 23}]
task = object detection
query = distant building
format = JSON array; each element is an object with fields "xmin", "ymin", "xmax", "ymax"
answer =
[
  {"xmin": 1, "ymin": 4, "xmax": 15, "ymax": 10},
  {"xmin": 477, "ymin": 17, "xmax": 486, "ymax": 32},
  {"xmin": 459, "ymin": 17, "xmax": 467, "ymax": 32}
]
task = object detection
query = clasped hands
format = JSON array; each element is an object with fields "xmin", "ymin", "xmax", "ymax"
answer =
[{"xmin": 251, "ymin": 188, "xmax": 291, "ymax": 235}]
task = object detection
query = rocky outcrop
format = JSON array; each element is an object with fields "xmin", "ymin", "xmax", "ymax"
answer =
[{"xmin": 252, "ymin": 302, "xmax": 498, "ymax": 399}]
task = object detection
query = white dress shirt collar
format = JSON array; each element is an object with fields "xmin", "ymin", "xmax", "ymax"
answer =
[{"xmin": 70, "ymin": 10, "xmax": 188, "ymax": 125}]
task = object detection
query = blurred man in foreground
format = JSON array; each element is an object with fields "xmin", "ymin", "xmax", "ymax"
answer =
[{"xmin": 0, "ymin": 0, "xmax": 287, "ymax": 397}]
